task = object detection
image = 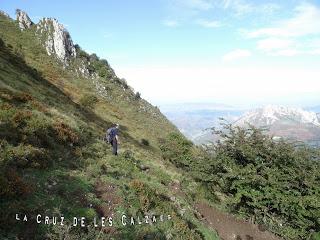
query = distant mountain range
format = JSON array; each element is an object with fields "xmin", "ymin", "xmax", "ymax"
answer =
[
  {"xmin": 234, "ymin": 105, "xmax": 320, "ymax": 145},
  {"xmin": 163, "ymin": 103, "xmax": 320, "ymax": 146},
  {"xmin": 306, "ymin": 105, "xmax": 320, "ymax": 114},
  {"xmin": 235, "ymin": 105, "xmax": 320, "ymax": 127},
  {"xmin": 160, "ymin": 102, "xmax": 243, "ymax": 142}
]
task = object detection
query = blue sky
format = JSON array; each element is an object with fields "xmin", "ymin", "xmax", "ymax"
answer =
[{"xmin": 1, "ymin": 0, "xmax": 320, "ymax": 108}]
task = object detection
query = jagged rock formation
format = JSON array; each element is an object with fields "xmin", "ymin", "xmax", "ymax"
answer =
[
  {"xmin": 14, "ymin": 10, "xmax": 98, "ymax": 75},
  {"xmin": 0, "ymin": 10, "xmax": 10, "ymax": 18},
  {"xmin": 235, "ymin": 105, "xmax": 320, "ymax": 127},
  {"xmin": 14, "ymin": 9, "xmax": 76, "ymax": 65},
  {"xmin": 36, "ymin": 17, "xmax": 76, "ymax": 64},
  {"xmin": 16, "ymin": 9, "xmax": 33, "ymax": 30},
  {"xmin": 12, "ymin": 9, "xmax": 133, "ymax": 98},
  {"xmin": 234, "ymin": 105, "xmax": 320, "ymax": 144}
]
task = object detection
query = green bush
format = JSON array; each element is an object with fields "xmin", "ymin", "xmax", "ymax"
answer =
[
  {"xmin": 79, "ymin": 94, "xmax": 98, "ymax": 109},
  {"xmin": 311, "ymin": 232, "xmax": 320, "ymax": 240},
  {"xmin": 141, "ymin": 138, "xmax": 149, "ymax": 146},
  {"xmin": 3, "ymin": 143, "xmax": 49, "ymax": 168},
  {"xmin": 160, "ymin": 124, "xmax": 320, "ymax": 239},
  {"xmin": 135, "ymin": 92, "xmax": 141, "ymax": 100},
  {"xmin": 159, "ymin": 132, "xmax": 193, "ymax": 168},
  {"xmin": 211, "ymin": 125, "xmax": 320, "ymax": 238},
  {"xmin": 0, "ymin": 168, "xmax": 32, "ymax": 198}
]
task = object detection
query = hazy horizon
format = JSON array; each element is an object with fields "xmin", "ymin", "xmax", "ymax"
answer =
[{"xmin": 156, "ymin": 95, "xmax": 320, "ymax": 110}]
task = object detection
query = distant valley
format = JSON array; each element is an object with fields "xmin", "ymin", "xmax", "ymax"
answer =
[{"xmin": 160, "ymin": 102, "xmax": 244, "ymax": 144}]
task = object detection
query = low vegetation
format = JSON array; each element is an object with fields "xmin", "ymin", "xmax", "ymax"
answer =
[{"xmin": 160, "ymin": 122, "xmax": 320, "ymax": 239}]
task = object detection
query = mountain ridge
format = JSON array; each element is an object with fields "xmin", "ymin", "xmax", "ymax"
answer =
[{"xmin": 235, "ymin": 105, "xmax": 320, "ymax": 127}]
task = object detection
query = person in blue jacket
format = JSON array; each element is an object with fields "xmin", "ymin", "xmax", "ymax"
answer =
[{"xmin": 106, "ymin": 123, "xmax": 120, "ymax": 155}]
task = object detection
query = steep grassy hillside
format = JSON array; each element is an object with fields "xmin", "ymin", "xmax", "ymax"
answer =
[{"xmin": 0, "ymin": 12, "xmax": 219, "ymax": 239}]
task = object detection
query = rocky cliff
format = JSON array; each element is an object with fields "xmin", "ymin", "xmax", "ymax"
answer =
[
  {"xmin": 16, "ymin": 10, "xmax": 76, "ymax": 65},
  {"xmin": 36, "ymin": 17, "xmax": 76, "ymax": 64},
  {"xmin": 16, "ymin": 9, "xmax": 33, "ymax": 30}
]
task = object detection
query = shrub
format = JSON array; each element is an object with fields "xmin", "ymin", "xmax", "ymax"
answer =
[
  {"xmin": 141, "ymin": 138, "xmax": 149, "ymax": 146},
  {"xmin": 159, "ymin": 133, "xmax": 193, "ymax": 168},
  {"xmin": 79, "ymin": 94, "xmax": 98, "ymax": 109},
  {"xmin": 129, "ymin": 179, "xmax": 156, "ymax": 212},
  {"xmin": 78, "ymin": 49, "xmax": 90, "ymax": 60},
  {"xmin": 53, "ymin": 122, "xmax": 79, "ymax": 144},
  {"xmin": 119, "ymin": 78, "xmax": 129, "ymax": 89},
  {"xmin": 197, "ymin": 124, "xmax": 320, "ymax": 239},
  {"xmin": 12, "ymin": 110, "xmax": 32, "ymax": 128},
  {"xmin": 0, "ymin": 168, "xmax": 32, "ymax": 198},
  {"xmin": 1, "ymin": 142, "xmax": 49, "ymax": 168},
  {"xmin": 311, "ymin": 232, "xmax": 320, "ymax": 240},
  {"xmin": 134, "ymin": 92, "xmax": 141, "ymax": 100},
  {"xmin": 13, "ymin": 92, "xmax": 33, "ymax": 103},
  {"xmin": 123, "ymin": 149, "xmax": 134, "ymax": 159}
]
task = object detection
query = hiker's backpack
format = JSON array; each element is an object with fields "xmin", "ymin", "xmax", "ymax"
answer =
[
  {"xmin": 105, "ymin": 128, "xmax": 112, "ymax": 143},
  {"xmin": 105, "ymin": 127, "xmax": 117, "ymax": 143}
]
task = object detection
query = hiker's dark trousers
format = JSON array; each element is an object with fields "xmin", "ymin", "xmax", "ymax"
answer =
[{"xmin": 110, "ymin": 139, "xmax": 118, "ymax": 155}]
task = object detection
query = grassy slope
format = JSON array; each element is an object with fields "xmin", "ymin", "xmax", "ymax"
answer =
[{"xmin": 0, "ymin": 13, "xmax": 219, "ymax": 239}]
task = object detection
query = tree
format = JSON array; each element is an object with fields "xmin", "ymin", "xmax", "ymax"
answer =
[{"xmin": 135, "ymin": 92, "xmax": 141, "ymax": 100}]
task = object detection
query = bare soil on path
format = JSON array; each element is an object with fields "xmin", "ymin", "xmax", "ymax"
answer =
[{"xmin": 194, "ymin": 202, "xmax": 282, "ymax": 240}]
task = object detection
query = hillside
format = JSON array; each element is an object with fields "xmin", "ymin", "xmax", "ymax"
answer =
[
  {"xmin": 1, "ymin": 9, "xmax": 320, "ymax": 240},
  {"xmin": 0, "ymin": 10, "xmax": 220, "ymax": 239}
]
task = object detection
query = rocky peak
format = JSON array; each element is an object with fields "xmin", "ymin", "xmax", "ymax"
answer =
[
  {"xmin": 36, "ymin": 17, "xmax": 76, "ymax": 64},
  {"xmin": 0, "ymin": 10, "xmax": 10, "ymax": 18},
  {"xmin": 16, "ymin": 9, "xmax": 33, "ymax": 30},
  {"xmin": 236, "ymin": 105, "xmax": 320, "ymax": 127}
]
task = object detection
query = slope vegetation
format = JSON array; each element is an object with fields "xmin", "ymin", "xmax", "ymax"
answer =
[{"xmin": 0, "ymin": 12, "xmax": 219, "ymax": 240}]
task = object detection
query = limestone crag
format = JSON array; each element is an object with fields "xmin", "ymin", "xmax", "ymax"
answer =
[
  {"xmin": 12, "ymin": 9, "xmax": 110, "ymax": 78},
  {"xmin": 16, "ymin": 9, "xmax": 33, "ymax": 30},
  {"xmin": 36, "ymin": 17, "xmax": 76, "ymax": 64}
]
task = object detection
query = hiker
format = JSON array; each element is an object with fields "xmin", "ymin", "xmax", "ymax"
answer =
[{"xmin": 106, "ymin": 124, "xmax": 120, "ymax": 155}]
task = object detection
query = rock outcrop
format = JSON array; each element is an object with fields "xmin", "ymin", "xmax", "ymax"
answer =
[
  {"xmin": 0, "ymin": 10, "xmax": 10, "ymax": 18},
  {"xmin": 36, "ymin": 17, "xmax": 76, "ymax": 64},
  {"xmin": 16, "ymin": 9, "xmax": 33, "ymax": 30},
  {"xmin": 15, "ymin": 9, "xmax": 76, "ymax": 64}
]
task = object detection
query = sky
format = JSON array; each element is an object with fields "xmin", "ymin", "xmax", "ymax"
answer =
[{"xmin": 1, "ymin": 0, "xmax": 320, "ymax": 108}]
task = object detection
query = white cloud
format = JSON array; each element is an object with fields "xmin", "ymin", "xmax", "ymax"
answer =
[
  {"xmin": 257, "ymin": 3, "xmax": 281, "ymax": 15},
  {"xmin": 257, "ymin": 38, "xmax": 295, "ymax": 51},
  {"xmin": 270, "ymin": 49, "xmax": 301, "ymax": 57},
  {"xmin": 182, "ymin": 0, "xmax": 213, "ymax": 11},
  {"xmin": 222, "ymin": 49, "xmax": 252, "ymax": 62},
  {"xmin": 222, "ymin": 0, "xmax": 281, "ymax": 17},
  {"xmin": 103, "ymin": 33, "xmax": 113, "ymax": 39},
  {"xmin": 222, "ymin": 0, "xmax": 253, "ymax": 16},
  {"xmin": 196, "ymin": 19, "xmax": 221, "ymax": 28},
  {"xmin": 246, "ymin": 3, "xmax": 320, "ymax": 38},
  {"xmin": 308, "ymin": 49, "xmax": 320, "ymax": 55},
  {"xmin": 116, "ymin": 64, "xmax": 320, "ymax": 105},
  {"xmin": 163, "ymin": 20, "xmax": 180, "ymax": 27},
  {"xmin": 242, "ymin": 3, "xmax": 320, "ymax": 57}
]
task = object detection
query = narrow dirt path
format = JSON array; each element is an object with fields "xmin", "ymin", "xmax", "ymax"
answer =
[{"xmin": 194, "ymin": 202, "xmax": 282, "ymax": 240}]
